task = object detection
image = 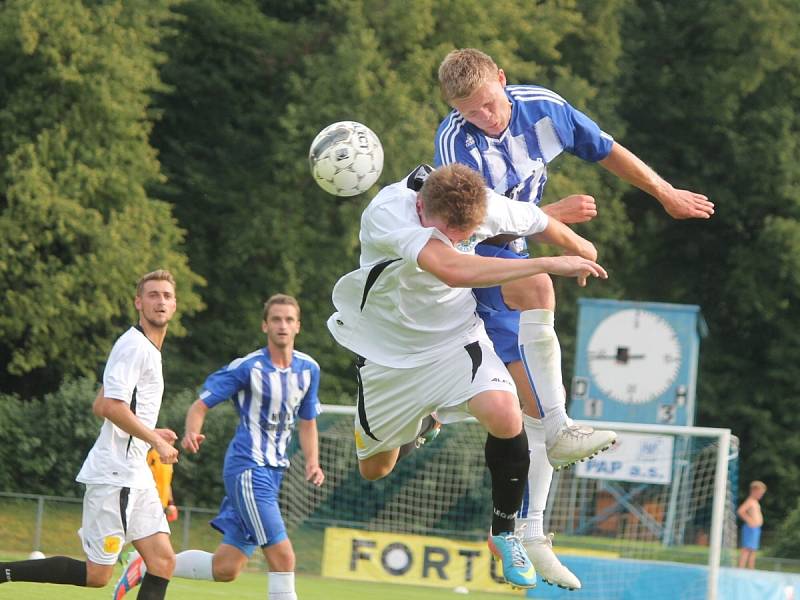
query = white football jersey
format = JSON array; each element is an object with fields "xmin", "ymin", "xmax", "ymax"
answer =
[
  {"xmin": 327, "ymin": 177, "xmax": 548, "ymax": 368},
  {"xmin": 77, "ymin": 326, "xmax": 164, "ymax": 489}
]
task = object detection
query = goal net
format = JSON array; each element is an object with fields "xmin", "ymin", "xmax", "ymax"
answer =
[{"xmin": 278, "ymin": 405, "xmax": 738, "ymax": 599}]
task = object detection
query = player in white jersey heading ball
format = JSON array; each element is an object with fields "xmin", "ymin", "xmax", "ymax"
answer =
[
  {"xmin": 435, "ymin": 48, "xmax": 715, "ymax": 589},
  {"xmin": 0, "ymin": 270, "xmax": 179, "ymax": 600},
  {"xmin": 114, "ymin": 294, "xmax": 323, "ymax": 600},
  {"xmin": 327, "ymin": 163, "xmax": 607, "ymax": 589}
]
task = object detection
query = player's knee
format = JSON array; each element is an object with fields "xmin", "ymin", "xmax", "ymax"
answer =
[
  {"xmin": 85, "ymin": 566, "xmax": 113, "ymax": 587},
  {"xmin": 211, "ymin": 551, "xmax": 247, "ymax": 582},
  {"xmin": 145, "ymin": 551, "xmax": 176, "ymax": 579},
  {"xmin": 484, "ymin": 402, "xmax": 523, "ymax": 438},
  {"xmin": 501, "ymin": 273, "xmax": 554, "ymax": 311},
  {"xmin": 359, "ymin": 461, "xmax": 392, "ymax": 481},
  {"xmin": 213, "ymin": 562, "xmax": 241, "ymax": 582},
  {"xmin": 267, "ymin": 549, "xmax": 295, "ymax": 573}
]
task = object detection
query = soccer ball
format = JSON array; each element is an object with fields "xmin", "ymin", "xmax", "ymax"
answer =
[
  {"xmin": 28, "ymin": 550, "xmax": 45, "ymax": 560},
  {"xmin": 309, "ymin": 121, "xmax": 383, "ymax": 197}
]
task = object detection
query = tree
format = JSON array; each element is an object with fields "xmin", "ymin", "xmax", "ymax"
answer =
[
  {"xmin": 0, "ymin": 0, "xmax": 203, "ymax": 396},
  {"xmin": 0, "ymin": 378, "xmax": 102, "ymax": 496},
  {"xmin": 616, "ymin": 0, "xmax": 800, "ymax": 521}
]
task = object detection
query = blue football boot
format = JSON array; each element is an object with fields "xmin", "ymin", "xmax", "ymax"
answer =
[{"xmin": 488, "ymin": 531, "xmax": 537, "ymax": 589}]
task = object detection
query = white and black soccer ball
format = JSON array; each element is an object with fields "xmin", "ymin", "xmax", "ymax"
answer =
[{"xmin": 309, "ymin": 121, "xmax": 383, "ymax": 197}]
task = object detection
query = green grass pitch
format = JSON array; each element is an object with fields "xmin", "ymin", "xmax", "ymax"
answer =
[{"xmin": 0, "ymin": 570, "xmax": 519, "ymax": 599}]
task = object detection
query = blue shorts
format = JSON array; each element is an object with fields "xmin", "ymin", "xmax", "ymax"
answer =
[
  {"xmin": 474, "ymin": 244, "xmax": 525, "ymax": 363},
  {"xmin": 741, "ymin": 524, "xmax": 761, "ymax": 550},
  {"xmin": 210, "ymin": 467, "xmax": 287, "ymax": 556}
]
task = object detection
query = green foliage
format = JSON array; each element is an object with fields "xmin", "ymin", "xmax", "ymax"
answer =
[
  {"xmin": 152, "ymin": 0, "xmax": 329, "ymax": 393},
  {"xmin": 773, "ymin": 497, "xmax": 800, "ymax": 559},
  {"xmin": 617, "ymin": 0, "xmax": 800, "ymax": 521},
  {"xmin": 0, "ymin": 0, "xmax": 203, "ymax": 395},
  {"xmin": 0, "ymin": 377, "xmax": 100, "ymax": 496}
]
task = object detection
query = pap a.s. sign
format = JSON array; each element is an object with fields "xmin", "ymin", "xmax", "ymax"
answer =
[{"xmin": 575, "ymin": 431, "xmax": 675, "ymax": 485}]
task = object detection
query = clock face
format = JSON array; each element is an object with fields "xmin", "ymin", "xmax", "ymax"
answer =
[{"xmin": 587, "ymin": 309, "xmax": 682, "ymax": 404}]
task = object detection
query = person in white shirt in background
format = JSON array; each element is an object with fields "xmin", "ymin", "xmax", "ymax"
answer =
[{"xmin": 0, "ymin": 270, "xmax": 179, "ymax": 600}]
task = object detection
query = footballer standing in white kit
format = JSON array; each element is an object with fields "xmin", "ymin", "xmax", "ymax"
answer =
[
  {"xmin": 327, "ymin": 163, "xmax": 607, "ymax": 589},
  {"xmin": 0, "ymin": 269, "xmax": 179, "ymax": 600}
]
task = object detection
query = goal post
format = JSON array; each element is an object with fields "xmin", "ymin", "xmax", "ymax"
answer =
[
  {"xmin": 278, "ymin": 405, "xmax": 738, "ymax": 599},
  {"xmin": 556, "ymin": 420, "xmax": 735, "ymax": 600}
]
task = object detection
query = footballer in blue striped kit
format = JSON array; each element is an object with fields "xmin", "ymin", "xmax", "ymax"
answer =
[
  {"xmin": 434, "ymin": 48, "xmax": 714, "ymax": 590},
  {"xmin": 114, "ymin": 293, "xmax": 323, "ymax": 600}
]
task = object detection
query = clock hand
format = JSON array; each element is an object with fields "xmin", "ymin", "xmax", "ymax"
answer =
[{"xmin": 589, "ymin": 349, "xmax": 646, "ymax": 364}]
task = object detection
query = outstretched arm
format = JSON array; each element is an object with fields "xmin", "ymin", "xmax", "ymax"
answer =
[
  {"xmin": 298, "ymin": 418, "xmax": 324, "ymax": 486},
  {"xmin": 599, "ymin": 142, "xmax": 714, "ymax": 219},
  {"xmin": 417, "ymin": 238, "xmax": 607, "ymax": 289}
]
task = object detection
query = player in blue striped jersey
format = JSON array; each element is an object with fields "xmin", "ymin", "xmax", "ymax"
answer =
[
  {"xmin": 435, "ymin": 48, "xmax": 714, "ymax": 590},
  {"xmin": 114, "ymin": 294, "xmax": 323, "ymax": 600}
]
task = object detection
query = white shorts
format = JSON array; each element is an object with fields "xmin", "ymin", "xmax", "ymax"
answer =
[
  {"xmin": 354, "ymin": 334, "xmax": 517, "ymax": 459},
  {"xmin": 78, "ymin": 484, "xmax": 169, "ymax": 565}
]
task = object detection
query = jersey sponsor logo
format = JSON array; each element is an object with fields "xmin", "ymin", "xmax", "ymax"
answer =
[
  {"xmin": 508, "ymin": 238, "xmax": 526, "ymax": 255},
  {"xmin": 465, "ymin": 133, "xmax": 476, "ymax": 149},
  {"xmin": 103, "ymin": 535, "xmax": 122, "ymax": 554},
  {"xmin": 455, "ymin": 233, "xmax": 479, "ymax": 253},
  {"xmin": 265, "ymin": 414, "xmax": 295, "ymax": 431}
]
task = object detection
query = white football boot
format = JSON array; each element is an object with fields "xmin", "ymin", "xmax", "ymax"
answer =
[
  {"xmin": 525, "ymin": 533, "xmax": 581, "ymax": 590},
  {"xmin": 546, "ymin": 425, "xmax": 617, "ymax": 470}
]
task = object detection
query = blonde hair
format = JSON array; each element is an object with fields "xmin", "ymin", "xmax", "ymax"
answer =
[
  {"xmin": 420, "ymin": 164, "xmax": 487, "ymax": 232},
  {"xmin": 263, "ymin": 293, "xmax": 301, "ymax": 322},
  {"xmin": 750, "ymin": 480, "xmax": 767, "ymax": 492},
  {"xmin": 438, "ymin": 48, "xmax": 500, "ymax": 103},
  {"xmin": 136, "ymin": 269, "xmax": 176, "ymax": 296}
]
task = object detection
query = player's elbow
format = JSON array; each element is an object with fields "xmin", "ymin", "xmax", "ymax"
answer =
[
  {"xmin": 92, "ymin": 398, "xmax": 108, "ymax": 418},
  {"xmin": 190, "ymin": 398, "xmax": 209, "ymax": 415}
]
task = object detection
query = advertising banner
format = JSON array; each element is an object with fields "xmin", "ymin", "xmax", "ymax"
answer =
[
  {"xmin": 575, "ymin": 432, "xmax": 674, "ymax": 485},
  {"xmin": 321, "ymin": 526, "xmax": 516, "ymax": 593}
]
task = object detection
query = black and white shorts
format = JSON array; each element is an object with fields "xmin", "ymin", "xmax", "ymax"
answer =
[
  {"xmin": 353, "ymin": 333, "xmax": 517, "ymax": 459},
  {"xmin": 78, "ymin": 484, "xmax": 169, "ymax": 565}
]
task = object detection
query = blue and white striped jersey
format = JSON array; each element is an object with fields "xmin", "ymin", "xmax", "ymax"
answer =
[
  {"xmin": 434, "ymin": 85, "xmax": 614, "ymax": 205},
  {"xmin": 199, "ymin": 348, "xmax": 321, "ymax": 475}
]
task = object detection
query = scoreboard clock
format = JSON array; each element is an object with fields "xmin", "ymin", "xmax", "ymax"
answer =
[{"xmin": 570, "ymin": 299, "xmax": 707, "ymax": 426}]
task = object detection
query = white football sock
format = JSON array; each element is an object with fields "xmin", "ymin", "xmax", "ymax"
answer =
[
  {"xmin": 173, "ymin": 550, "xmax": 214, "ymax": 580},
  {"xmin": 518, "ymin": 309, "xmax": 569, "ymax": 444},
  {"xmin": 268, "ymin": 571, "xmax": 297, "ymax": 600},
  {"xmin": 517, "ymin": 414, "xmax": 553, "ymax": 539}
]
